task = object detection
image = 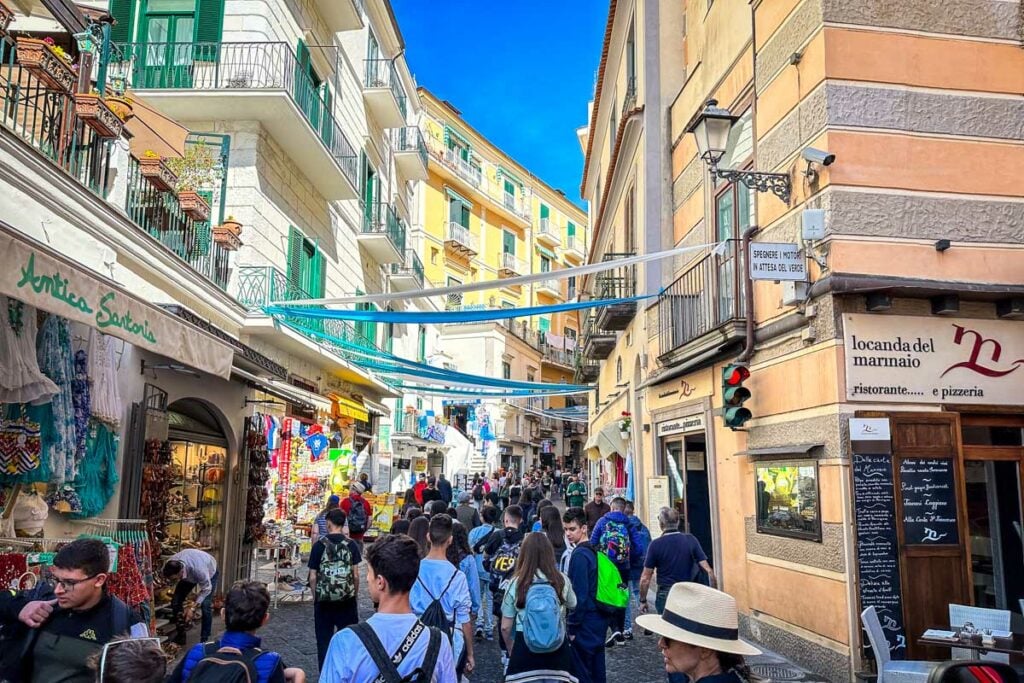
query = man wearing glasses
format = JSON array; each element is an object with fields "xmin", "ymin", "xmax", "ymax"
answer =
[{"xmin": 2, "ymin": 538, "xmax": 148, "ymax": 682}]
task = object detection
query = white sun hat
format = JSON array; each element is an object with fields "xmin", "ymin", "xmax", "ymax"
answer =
[{"xmin": 635, "ymin": 582, "xmax": 762, "ymax": 656}]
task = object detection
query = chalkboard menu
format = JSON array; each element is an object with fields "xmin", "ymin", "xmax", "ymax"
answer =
[
  {"xmin": 899, "ymin": 458, "xmax": 959, "ymax": 545},
  {"xmin": 853, "ymin": 453, "xmax": 907, "ymax": 658}
]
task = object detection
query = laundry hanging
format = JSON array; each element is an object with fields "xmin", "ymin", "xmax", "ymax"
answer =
[{"xmin": 265, "ymin": 293, "xmax": 653, "ymax": 324}]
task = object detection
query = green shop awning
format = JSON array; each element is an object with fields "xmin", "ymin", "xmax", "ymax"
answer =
[
  {"xmin": 444, "ymin": 186, "xmax": 473, "ymax": 208},
  {"xmin": 536, "ymin": 245, "xmax": 557, "ymax": 260},
  {"xmin": 444, "ymin": 126, "xmax": 471, "ymax": 149},
  {"xmin": 497, "ymin": 165, "xmax": 524, "ymax": 187}
]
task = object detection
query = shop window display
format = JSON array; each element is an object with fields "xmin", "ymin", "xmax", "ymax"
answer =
[
  {"xmin": 755, "ymin": 461, "xmax": 821, "ymax": 541},
  {"xmin": 165, "ymin": 441, "xmax": 225, "ymax": 554}
]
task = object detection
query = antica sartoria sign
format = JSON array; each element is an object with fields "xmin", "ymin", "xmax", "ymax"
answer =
[{"xmin": 843, "ymin": 314, "xmax": 1024, "ymax": 405}]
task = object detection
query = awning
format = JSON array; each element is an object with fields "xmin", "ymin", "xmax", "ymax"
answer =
[
  {"xmin": 735, "ymin": 443, "xmax": 824, "ymax": 458},
  {"xmin": 363, "ymin": 397, "xmax": 390, "ymax": 417},
  {"xmin": 0, "ymin": 223, "xmax": 234, "ymax": 379},
  {"xmin": 235, "ymin": 368, "xmax": 333, "ymax": 412},
  {"xmin": 391, "ymin": 434, "xmax": 451, "ymax": 451},
  {"xmin": 330, "ymin": 393, "xmax": 369, "ymax": 422},
  {"xmin": 585, "ymin": 422, "xmax": 628, "ymax": 461},
  {"xmin": 536, "ymin": 246, "xmax": 557, "ymax": 260},
  {"xmin": 444, "ymin": 186, "xmax": 473, "ymax": 208}
]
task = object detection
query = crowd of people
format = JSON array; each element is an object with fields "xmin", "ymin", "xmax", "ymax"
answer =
[{"xmin": 0, "ymin": 467, "xmax": 759, "ymax": 683}]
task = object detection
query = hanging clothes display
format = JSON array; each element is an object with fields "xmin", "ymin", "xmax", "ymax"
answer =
[
  {"xmin": 0, "ymin": 402, "xmax": 56, "ymax": 484},
  {"xmin": 244, "ymin": 417, "xmax": 270, "ymax": 544},
  {"xmin": 87, "ymin": 329, "xmax": 122, "ymax": 428},
  {"xmin": 36, "ymin": 315, "xmax": 77, "ymax": 484},
  {"xmin": 71, "ymin": 423, "xmax": 119, "ymax": 518},
  {"xmin": 71, "ymin": 350, "xmax": 91, "ymax": 461},
  {"xmin": 105, "ymin": 542, "xmax": 148, "ymax": 609},
  {"xmin": 0, "ymin": 297, "xmax": 58, "ymax": 404}
]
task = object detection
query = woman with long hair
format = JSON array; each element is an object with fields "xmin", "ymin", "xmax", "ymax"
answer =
[
  {"xmin": 408, "ymin": 515, "xmax": 429, "ymax": 557},
  {"xmin": 500, "ymin": 533, "xmax": 577, "ymax": 682},
  {"xmin": 540, "ymin": 505, "xmax": 567, "ymax": 564},
  {"xmin": 447, "ymin": 521, "xmax": 481, "ymax": 625}
]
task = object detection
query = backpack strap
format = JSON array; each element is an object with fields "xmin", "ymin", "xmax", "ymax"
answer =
[
  {"xmin": 415, "ymin": 627, "xmax": 443, "ymax": 683},
  {"xmin": 351, "ymin": 622, "xmax": 404, "ymax": 683}
]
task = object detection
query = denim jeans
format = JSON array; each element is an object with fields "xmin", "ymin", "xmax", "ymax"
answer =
[
  {"xmin": 476, "ymin": 577, "xmax": 494, "ymax": 632},
  {"xmin": 200, "ymin": 571, "xmax": 218, "ymax": 642},
  {"xmin": 621, "ymin": 577, "xmax": 642, "ymax": 633}
]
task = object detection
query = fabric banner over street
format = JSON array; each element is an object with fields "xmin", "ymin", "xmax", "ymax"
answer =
[{"xmin": 0, "ymin": 226, "xmax": 235, "ymax": 379}]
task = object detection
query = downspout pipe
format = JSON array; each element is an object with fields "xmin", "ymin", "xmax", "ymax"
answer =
[{"xmin": 738, "ymin": 225, "xmax": 759, "ymax": 363}]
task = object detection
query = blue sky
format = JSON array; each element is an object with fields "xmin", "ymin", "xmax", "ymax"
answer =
[{"xmin": 392, "ymin": 0, "xmax": 608, "ymax": 207}]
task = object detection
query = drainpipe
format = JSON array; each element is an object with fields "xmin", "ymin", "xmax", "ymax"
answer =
[{"xmin": 738, "ymin": 225, "xmax": 759, "ymax": 363}]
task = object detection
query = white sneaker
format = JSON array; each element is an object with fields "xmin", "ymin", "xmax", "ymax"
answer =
[{"xmin": 605, "ymin": 631, "xmax": 622, "ymax": 648}]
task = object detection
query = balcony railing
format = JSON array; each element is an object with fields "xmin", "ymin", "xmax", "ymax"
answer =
[
  {"xmin": 237, "ymin": 265, "xmax": 381, "ymax": 353},
  {"xmin": 390, "ymin": 249, "xmax": 424, "ymax": 287},
  {"xmin": 391, "ymin": 126, "xmax": 426, "ymax": 164},
  {"xmin": 538, "ymin": 278, "xmax": 562, "ymax": 297},
  {"xmin": 439, "ymin": 146, "xmax": 483, "ymax": 187},
  {"xmin": 424, "ymin": 134, "xmax": 531, "ymax": 221},
  {"xmin": 500, "ymin": 318, "xmax": 541, "ymax": 348},
  {"xmin": 363, "ymin": 202, "xmax": 407, "ymax": 253},
  {"xmin": 537, "ymin": 217, "xmax": 560, "ymax": 243},
  {"xmin": 658, "ymin": 240, "xmax": 746, "ymax": 357},
  {"xmin": 0, "ymin": 39, "xmax": 115, "ymax": 195},
  {"xmin": 125, "ymin": 158, "xmax": 230, "ymax": 290},
  {"xmin": 111, "ymin": 41, "xmax": 358, "ymax": 188},
  {"xmin": 565, "ymin": 234, "xmax": 586, "ymax": 258},
  {"xmin": 596, "ymin": 252, "xmax": 637, "ymax": 299},
  {"xmin": 540, "ymin": 343, "xmax": 577, "ymax": 367},
  {"xmin": 500, "ymin": 252, "xmax": 525, "ymax": 276},
  {"xmin": 364, "ymin": 58, "xmax": 407, "ymax": 117}
]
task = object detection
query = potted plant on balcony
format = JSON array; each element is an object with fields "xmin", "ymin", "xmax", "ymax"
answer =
[
  {"xmin": 105, "ymin": 94, "xmax": 134, "ymax": 123},
  {"xmin": 0, "ymin": 0, "xmax": 15, "ymax": 35},
  {"xmin": 137, "ymin": 150, "xmax": 178, "ymax": 192},
  {"xmin": 166, "ymin": 142, "xmax": 217, "ymax": 222},
  {"xmin": 73, "ymin": 90, "xmax": 124, "ymax": 139},
  {"xmin": 619, "ymin": 411, "xmax": 632, "ymax": 441},
  {"xmin": 212, "ymin": 215, "xmax": 243, "ymax": 251},
  {"xmin": 16, "ymin": 37, "xmax": 78, "ymax": 92}
]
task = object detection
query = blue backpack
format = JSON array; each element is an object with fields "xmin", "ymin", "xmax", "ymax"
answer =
[{"xmin": 520, "ymin": 579, "xmax": 565, "ymax": 653}]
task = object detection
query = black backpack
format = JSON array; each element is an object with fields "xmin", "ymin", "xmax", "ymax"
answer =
[
  {"xmin": 186, "ymin": 644, "xmax": 266, "ymax": 683},
  {"xmin": 350, "ymin": 620, "xmax": 442, "ymax": 683},
  {"xmin": 348, "ymin": 498, "xmax": 368, "ymax": 536},
  {"xmin": 416, "ymin": 573, "xmax": 457, "ymax": 640}
]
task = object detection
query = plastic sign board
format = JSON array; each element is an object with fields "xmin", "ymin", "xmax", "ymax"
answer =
[{"xmin": 749, "ymin": 242, "xmax": 807, "ymax": 281}]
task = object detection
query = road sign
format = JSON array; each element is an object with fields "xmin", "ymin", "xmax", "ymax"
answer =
[{"xmin": 749, "ymin": 242, "xmax": 806, "ymax": 281}]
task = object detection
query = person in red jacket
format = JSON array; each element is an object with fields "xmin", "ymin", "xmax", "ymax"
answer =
[
  {"xmin": 413, "ymin": 473, "xmax": 428, "ymax": 506},
  {"xmin": 340, "ymin": 483, "xmax": 373, "ymax": 550}
]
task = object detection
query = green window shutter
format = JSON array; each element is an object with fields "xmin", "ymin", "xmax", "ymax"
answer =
[
  {"xmin": 109, "ymin": 0, "xmax": 135, "ymax": 44},
  {"xmin": 567, "ymin": 222, "xmax": 576, "ymax": 237},
  {"xmin": 311, "ymin": 250, "xmax": 326, "ymax": 298},
  {"xmin": 286, "ymin": 227, "xmax": 304, "ymax": 296},
  {"xmin": 195, "ymin": 190, "xmax": 214, "ymax": 256},
  {"xmin": 195, "ymin": 0, "xmax": 225, "ymax": 44},
  {"xmin": 540, "ymin": 204, "xmax": 549, "ymax": 220},
  {"xmin": 539, "ymin": 317, "xmax": 551, "ymax": 333},
  {"xmin": 418, "ymin": 325, "xmax": 426, "ymax": 362},
  {"xmin": 503, "ymin": 231, "xmax": 515, "ymax": 255}
]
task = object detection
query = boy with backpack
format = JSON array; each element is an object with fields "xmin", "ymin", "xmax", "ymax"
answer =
[
  {"xmin": 589, "ymin": 496, "xmax": 648, "ymax": 647},
  {"xmin": 321, "ymin": 535, "xmax": 455, "ymax": 683},
  {"xmin": 409, "ymin": 514, "xmax": 475, "ymax": 677},
  {"xmin": 308, "ymin": 508, "xmax": 361, "ymax": 670},
  {"xmin": 468, "ymin": 505, "xmax": 500, "ymax": 641},
  {"xmin": 563, "ymin": 507, "xmax": 617, "ymax": 683},
  {"xmin": 167, "ymin": 581, "xmax": 305, "ymax": 683},
  {"xmin": 340, "ymin": 483, "xmax": 372, "ymax": 551},
  {"xmin": 482, "ymin": 504, "xmax": 525, "ymax": 670}
]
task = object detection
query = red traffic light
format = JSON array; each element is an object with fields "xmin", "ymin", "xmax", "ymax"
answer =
[{"xmin": 723, "ymin": 365, "xmax": 750, "ymax": 386}]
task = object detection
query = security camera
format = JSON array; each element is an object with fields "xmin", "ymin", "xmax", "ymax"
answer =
[{"xmin": 802, "ymin": 147, "xmax": 835, "ymax": 166}]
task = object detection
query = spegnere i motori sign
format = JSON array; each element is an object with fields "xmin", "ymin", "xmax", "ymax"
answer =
[
  {"xmin": 748, "ymin": 242, "xmax": 807, "ymax": 281},
  {"xmin": 843, "ymin": 314, "xmax": 1024, "ymax": 405}
]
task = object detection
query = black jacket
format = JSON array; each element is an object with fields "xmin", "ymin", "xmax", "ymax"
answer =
[{"xmin": 437, "ymin": 478, "xmax": 453, "ymax": 504}]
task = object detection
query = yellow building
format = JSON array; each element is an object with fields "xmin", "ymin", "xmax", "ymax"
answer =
[{"xmin": 415, "ymin": 89, "xmax": 590, "ymax": 473}]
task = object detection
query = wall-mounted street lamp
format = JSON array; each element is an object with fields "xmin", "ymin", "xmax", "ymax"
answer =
[{"xmin": 688, "ymin": 99, "xmax": 792, "ymax": 204}]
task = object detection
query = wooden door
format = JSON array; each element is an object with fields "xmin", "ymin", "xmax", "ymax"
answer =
[{"xmin": 890, "ymin": 413, "xmax": 972, "ymax": 660}]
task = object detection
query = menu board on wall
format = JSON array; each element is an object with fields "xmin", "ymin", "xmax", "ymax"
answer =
[
  {"xmin": 852, "ymin": 453, "xmax": 907, "ymax": 659},
  {"xmin": 899, "ymin": 458, "xmax": 959, "ymax": 545}
]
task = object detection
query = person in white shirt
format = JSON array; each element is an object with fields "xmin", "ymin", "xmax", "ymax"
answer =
[
  {"xmin": 162, "ymin": 548, "xmax": 218, "ymax": 642},
  {"xmin": 320, "ymin": 535, "xmax": 456, "ymax": 683}
]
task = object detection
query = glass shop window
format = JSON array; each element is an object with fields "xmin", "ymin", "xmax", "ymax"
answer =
[{"xmin": 755, "ymin": 461, "xmax": 821, "ymax": 541}]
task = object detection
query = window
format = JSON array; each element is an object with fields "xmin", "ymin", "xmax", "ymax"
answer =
[
  {"xmin": 540, "ymin": 204, "xmax": 549, "ymax": 224},
  {"xmin": 609, "ymin": 89, "xmax": 618, "ymax": 153},
  {"xmin": 354, "ymin": 290, "xmax": 377, "ymax": 349},
  {"xmin": 755, "ymin": 461, "xmax": 821, "ymax": 541},
  {"xmin": 527, "ymin": 372, "xmax": 535, "ymax": 383},
  {"xmin": 567, "ymin": 276, "xmax": 577, "ymax": 299},
  {"xmin": 624, "ymin": 185, "xmax": 636, "ymax": 253},
  {"xmin": 567, "ymin": 221, "xmax": 576, "ymax": 238},
  {"xmin": 713, "ymin": 110, "xmax": 753, "ymax": 323},
  {"xmin": 564, "ymin": 327, "xmax": 576, "ymax": 340},
  {"xmin": 286, "ymin": 226, "xmax": 324, "ymax": 297},
  {"xmin": 615, "ymin": 357, "xmax": 622, "ymax": 383},
  {"xmin": 502, "ymin": 230, "xmax": 516, "ymax": 256},
  {"xmin": 417, "ymin": 325, "xmax": 427, "ymax": 362},
  {"xmin": 448, "ymin": 195, "xmax": 470, "ymax": 228},
  {"xmin": 538, "ymin": 318, "xmax": 550, "ymax": 333},
  {"xmin": 626, "ymin": 18, "xmax": 636, "ymax": 83},
  {"xmin": 502, "ymin": 361, "xmax": 512, "ymax": 380},
  {"xmin": 540, "ymin": 255, "xmax": 551, "ymax": 273}
]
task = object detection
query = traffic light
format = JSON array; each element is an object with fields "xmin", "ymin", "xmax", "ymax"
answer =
[{"xmin": 722, "ymin": 363, "xmax": 752, "ymax": 429}]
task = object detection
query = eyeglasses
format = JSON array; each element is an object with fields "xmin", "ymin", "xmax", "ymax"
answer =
[
  {"xmin": 51, "ymin": 574, "xmax": 99, "ymax": 591},
  {"xmin": 98, "ymin": 637, "xmax": 162, "ymax": 681}
]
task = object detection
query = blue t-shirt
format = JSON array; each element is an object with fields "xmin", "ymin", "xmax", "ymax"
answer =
[
  {"xmin": 468, "ymin": 524, "xmax": 496, "ymax": 580},
  {"xmin": 410, "ymin": 559, "xmax": 472, "ymax": 663},
  {"xmin": 643, "ymin": 531, "xmax": 708, "ymax": 588},
  {"xmin": 321, "ymin": 612, "xmax": 456, "ymax": 683}
]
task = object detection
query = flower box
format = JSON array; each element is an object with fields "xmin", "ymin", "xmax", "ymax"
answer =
[
  {"xmin": 16, "ymin": 38, "xmax": 76, "ymax": 92},
  {"xmin": 73, "ymin": 94, "xmax": 124, "ymax": 139},
  {"xmin": 212, "ymin": 223, "xmax": 242, "ymax": 251},
  {"xmin": 177, "ymin": 190, "xmax": 211, "ymax": 222},
  {"xmin": 0, "ymin": 0, "xmax": 15, "ymax": 34},
  {"xmin": 138, "ymin": 156, "xmax": 177, "ymax": 192},
  {"xmin": 105, "ymin": 96, "xmax": 134, "ymax": 123}
]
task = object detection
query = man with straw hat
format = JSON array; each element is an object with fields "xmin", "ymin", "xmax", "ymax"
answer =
[{"xmin": 636, "ymin": 582, "xmax": 760, "ymax": 683}]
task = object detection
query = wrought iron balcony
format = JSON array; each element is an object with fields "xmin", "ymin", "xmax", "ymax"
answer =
[
  {"xmin": 359, "ymin": 202, "xmax": 406, "ymax": 264},
  {"xmin": 575, "ymin": 354, "xmax": 600, "ymax": 383},
  {"xmin": 595, "ymin": 252, "xmax": 637, "ymax": 330},
  {"xmin": 658, "ymin": 240, "xmax": 746, "ymax": 363},
  {"xmin": 111, "ymin": 41, "xmax": 359, "ymax": 199},
  {"xmin": 390, "ymin": 249, "xmax": 424, "ymax": 291},
  {"xmin": 363, "ymin": 58, "xmax": 407, "ymax": 128},
  {"xmin": 444, "ymin": 222, "xmax": 478, "ymax": 258},
  {"xmin": 236, "ymin": 265, "xmax": 381, "ymax": 353},
  {"xmin": 125, "ymin": 158, "xmax": 230, "ymax": 290},
  {"xmin": 499, "ymin": 252, "xmax": 526, "ymax": 278},
  {"xmin": 391, "ymin": 126, "xmax": 427, "ymax": 181},
  {"xmin": 435, "ymin": 144, "xmax": 483, "ymax": 188},
  {"xmin": 536, "ymin": 217, "xmax": 561, "ymax": 248},
  {"xmin": 540, "ymin": 342, "xmax": 577, "ymax": 368},
  {"xmin": 582, "ymin": 311, "xmax": 615, "ymax": 360}
]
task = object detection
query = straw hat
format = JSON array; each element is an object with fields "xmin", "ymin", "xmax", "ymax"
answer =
[{"xmin": 635, "ymin": 582, "xmax": 761, "ymax": 656}]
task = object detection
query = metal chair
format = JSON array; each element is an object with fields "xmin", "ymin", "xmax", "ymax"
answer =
[
  {"xmin": 949, "ymin": 604, "xmax": 1012, "ymax": 664},
  {"xmin": 862, "ymin": 606, "xmax": 937, "ymax": 683}
]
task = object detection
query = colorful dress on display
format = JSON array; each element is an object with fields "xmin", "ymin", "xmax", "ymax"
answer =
[
  {"xmin": 71, "ymin": 423, "xmax": 119, "ymax": 518},
  {"xmin": 0, "ymin": 297, "xmax": 58, "ymax": 405},
  {"xmin": 36, "ymin": 315, "xmax": 77, "ymax": 484},
  {"xmin": 71, "ymin": 350, "xmax": 91, "ymax": 462},
  {"xmin": 87, "ymin": 329, "xmax": 122, "ymax": 428}
]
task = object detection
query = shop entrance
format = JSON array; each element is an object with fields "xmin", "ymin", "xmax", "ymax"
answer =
[
  {"xmin": 961, "ymin": 415, "xmax": 1024, "ymax": 618},
  {"xmin": 663, "ymin": 433, "xmax": 714, "ymax": 562}
]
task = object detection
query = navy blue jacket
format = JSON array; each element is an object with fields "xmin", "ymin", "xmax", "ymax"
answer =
[
  {"xmin": 168, "ymin": 631, "xmax": 286, "ymax": 683},
  {"xmin": 566, "ymin": 541, "xmax": 607, "ymax": 648},
  {"xmin": 626, "ymin": 515, "xmax": 652, "ymax": 580},
  {"xmin": 438, "ymin": 477, "xmax": 453, "ymax": 504}
]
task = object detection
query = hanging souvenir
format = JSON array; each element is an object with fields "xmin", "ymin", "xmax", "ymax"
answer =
[
  {"xmin": 36, "ymin": 315, "xmax": 76, "ymax": 483},
  {"xmin": 11, "ymin": 490, "xmax": 48, "ymax": 537},
  {"xmin": 87, "ymin": 329, "xmax": 123, "ymax": 428},
  {"xmin": 0, "ymin": 297, "xmax": 58, "ymax": 404},
  {"xmin": 305, "ymin": 432, "xmax": 329, "ymax": 459},
  {"xmin": 0, "ymin": 404, "xmax": 42, "ymax": 475}
]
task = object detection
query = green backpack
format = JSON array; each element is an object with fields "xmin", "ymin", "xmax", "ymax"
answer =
[
  {"xmin": 316, "ymin": 538, "xmax": 356, "ymax": 603},
  {"xmin": 594, "ymin": 548, "xmax": 629, "ymax": 614}
]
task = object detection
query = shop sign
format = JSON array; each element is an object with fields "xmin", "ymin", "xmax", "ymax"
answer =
[
  {"xmin": 749, "ymin": 242, "xmax": 806, "ymax": 281},
  {"xmin": 850, "ymin": 418, "xmax": 891, "ymax": 454},
  {"xmin": 0, "ymin": 233, "xmax": 234, "ymax": 378},
  {"xmin": 656, "ymin": 414, "xmax": 705, "ymax": 437},
  {"xmin": 646, "ymin": 476, "xmax": 670, "ymax": 524},
  {"xmin": 843, "ymin": 314, "xmax": 1024, "ymax": 405},
  {"xmin": 377, "ymin": 452, "xmax": 392, "ymax": 488}
]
